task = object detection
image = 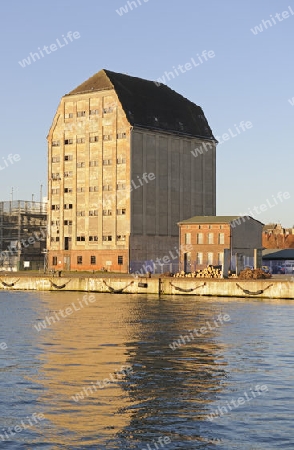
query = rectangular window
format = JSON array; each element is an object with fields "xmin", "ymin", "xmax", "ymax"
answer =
[
  {"xmin": 64, "ymin": 237, "xmax": 72, "ymax": 250},
  {"xmin": 64, "ymin": 113, "xmax": 73, "ymax": 118},
  {"xmin": 51, "ymin": 188, "xmax": 60, "ymax": 194},
  {"xmin": 52, "ymin": 256, "xmax": 57, "ymax": 265},
  {"xmin": 51, "ymin": 220, "xmax": 60, "ymax": 226},
  {"xmin": 77, "ymin": 137, "xmax": 85, "ymax": 144},
  {"xmin": 77, "ymin": 111, "xmax": 86, "ymax": 117},
  {"xmin": 117, "ymin": 157, "xmax": 126, "ymax": 164},
  {"xmin": 118, "ymin": 256, "xmax": 123, "ymax": 265},
  {"xmin": 102, "ymin": 185, "xmax": 112, "ymax": 191},
  {"xmin": 64, "ymin": 155, "xmax": 73, "ymax": 161},
  {"xmin": 64, "ymin": 171, "xmax": 73, "ymax": 178},
  {"xmin": 207, "ymin": 252, "xmax": 214, "ymax": 265},
  {"xmin": 90, "ymin": 109, "xmax": 99, "ymax": 115},
  {"xmin": 52, "ymin": 156, "xmax": 60, "ymax": 162},
  {"xmin": 50, "ymin": 237, "xmax": 60, "ymax": 242},
  {"xmin": 52, "ymin": 140, "xmax": 60, "ymax": 147},
  {"xmin": 89, "ymin": 161, "xmax": 98, "ymax": 167},
  {"xmin": 89, "ymin": 210, "xmax": 98, "ymax": 216},
  {"xmin": 90, "ymin": 256, "xmax": 96, "ymax": 264},
  {"xmin": 117, "ymin": 235, "xmax": 126, "ymax": 241},
  {"xmin": 218, "ymin": 252, "xmax": 224, "ymax": 265},
  {"xmin": 103, "ymin": 135, "xmax": 112, "ymax": 141},
  {"xmin": 197, "ymin": 233, "xmax": 203, "ymax": 244},
  {"xmin": 196, "ymin": 252, "xmax": 203, "ymax": 265},
  {"xmin": 103, "ymin": 210, "xmax": 112, "ymax": 216},
  {"xmin": 208, "ymin": 233, "xmax": 214, "ymax": 244},
  {"xmin": 89, "ymin": 236, "xmax": 98, "ymax": 242},
  {"xmin": 76, "ymin": 236, "xmax": 86, "ymax": 242},
  {"xmin": 77, "ymin": 187, "xmax": 85, "ymax": 193},
  {"xmin": 51, "ymin": 205, "xmax": 60, "ymax": 210},
  {"xmin": 117, "ymin": 183, "xmax": 126, "ymax": 190},
  {"xmin": 64, "ymin": 139, "xmax": 73, "ymax": 145},
  {"xmin": 117, "ymin": 208, "xmax": 126, "ymax": 215},
  {"xmin": 89, "ymin": 186, "xmax": 98, "ymax": 192},
  {"xmin": 102, "ymin": 235, "xmax": 112, "ymax": 241},
  {"xmin": 218, "ymin": 233, "xmax": 225, "ymax": 244},
  {"xmin": 117, "ymin": 132, "xmax": 126, "ymax": 139},
  {"xmin": 77, "ymin": 162, "xmax": 85, "ymax": 168},
  {"xmin": 64, "ymin": 204, "xmax": 73, "ymax": 209},
  {"xmin": 103, "ymin": 107, "xmax": 113, "ymax": 114},
  {"xmin": 77, "ymin": 256, "xmax": 83, "ymax": 264},
  {"xmin": 64, "ymin": 188, "xmax": 72, "ymax": 193},
  {"xmin": 64, "ymin": 220, "xmax": 72, "ymax": 225},
  {"xmin": 185, "ymin": 233, "xmax": 191, "ymax": 245},
  {"xmin": 52, "ymin": 173, "xmax": 60, "ymax": 180},
  {"xmin": 102, "ymin": 159, "xmax": 112, "ymax": 165},
  {"xmin": 89, "ymin": 136, "xmax": 99, "ymax": 142},
  {"xmin": 77, "ymin": 211, "xmax": 85, "ymax": 216}
]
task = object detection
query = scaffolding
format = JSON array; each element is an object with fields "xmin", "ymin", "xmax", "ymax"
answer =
[{"xmin": 0, "ymin": 200, "xmax": 47, "ymax": 271}]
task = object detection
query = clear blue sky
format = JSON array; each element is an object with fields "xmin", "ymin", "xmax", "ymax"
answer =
[{"xmin": 1, "ymin": 0, "xmax": 293, "ymax": 226}]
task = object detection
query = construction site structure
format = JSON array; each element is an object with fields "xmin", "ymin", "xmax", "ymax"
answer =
[{"xmin": 0, "ymin": 200, "xmax": 47, "ymax": 271}]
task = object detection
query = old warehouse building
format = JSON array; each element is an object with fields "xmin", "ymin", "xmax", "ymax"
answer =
[{"xmin": 47, "ymin": 69, "xmax": 216, "ymax": 272}]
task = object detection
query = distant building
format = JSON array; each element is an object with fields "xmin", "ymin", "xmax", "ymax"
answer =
[
  {"xmin": 47, "ymin": 69, "xmax": 216, "ymax": 272},
  {"xmin": 178, "ymin": 216, "xmax": 263, "ymax": 272},
  {"xmin": 263, "ymin": 223, "xmax": 294, "ymax": 249},
  {"xmin": 0, "ymin": 201, "xmax": 47, "ymax": 271}
]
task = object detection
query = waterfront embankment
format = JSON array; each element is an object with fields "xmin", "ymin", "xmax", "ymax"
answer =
[{"xmin": 0, "ymin": 275, "xmax": 293, "ymax": 299}]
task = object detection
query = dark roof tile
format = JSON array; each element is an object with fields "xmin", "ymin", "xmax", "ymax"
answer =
[{"xmin": 67, "ymin": 69, "xmax": 215, "ymax": 139}]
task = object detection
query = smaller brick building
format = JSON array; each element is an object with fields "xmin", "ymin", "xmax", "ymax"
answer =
[{"xmin": 178, "ymin": 216, "xmax": 263, "ymax": 272}]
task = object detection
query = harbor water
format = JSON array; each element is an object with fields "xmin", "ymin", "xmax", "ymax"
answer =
[{"xmin": 0, "ymin": 291, "xmax": 294, "ymax": 449}]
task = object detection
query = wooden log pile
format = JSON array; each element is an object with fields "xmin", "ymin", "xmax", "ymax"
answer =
[
  {"xmin": 173, "ymin": 266, "xmax": 222, "ymax": 278},
  {"xmin": 239, "ymin": 268, "xmax": 272, "ymax": 280}
]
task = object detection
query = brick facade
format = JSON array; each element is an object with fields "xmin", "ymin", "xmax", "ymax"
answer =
[
  {"xmin": 179, "ymin": 223, "xmax": 230, "ymax": 271},
  {"xmin": 178, "ymin": 216, "xmax": 263, "ymax": 272}
]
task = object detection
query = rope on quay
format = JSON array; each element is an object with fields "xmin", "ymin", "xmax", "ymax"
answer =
[
  {"xmin": 49, "ymin": 279, "xmax": 71, "ymax": 289},
  {"xmin": 0, "ymin": 278, "xmax": 20, "ymax": 287},
  {"xmin": 236, "ymin": 283, "xmax": 274, "ymax": 296},
  {"xmin": 169, "ymin": 282, "xmax": 206, "ymax": 293},
  {"xmin": 103, "ymin": 280, "xmax": 134, "ymax": 294}
]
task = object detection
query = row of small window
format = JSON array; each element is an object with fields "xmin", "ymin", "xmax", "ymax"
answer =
[
  {"xmin": 52, "ymin": 187, "xmax": 99, "ymax": 193},
  {"xmin": 77, "ymin": 235, "xmax": 126, "ymax": 241},
  {"xmin": 185, "ymin": 233, "xmax": 225, "ymax": 245},
  {"xmin": 194, "ymin": 252, "xmax": 224, "ymax": 265},
  {"xmin": 50, "ymin": 235, "xmax": 126, "ymax": 242},
  {"xmin": 194, "ymin": 225, "xmax": 224, "ymax": 229},
  {"xmin": 52, "ymin": 255, "xmax": 124, "ymax": 266},
  {"xmin": 63, "ymin": 107, "xmax": 114, "ymax": 119},
  {"xmin": 52, "ymin": 133, "xmax": 126, "ymax": 147},
  {"xmin": 51, "ymin": 205, "xmax": 126, "ymax": 215},
  {"xmin": 52, "ymin": 158, "xmax": 126, "ymax": 164},
  {"xmin": 51, "ymin": 183, "xmax": 126, "ymax": 191}
]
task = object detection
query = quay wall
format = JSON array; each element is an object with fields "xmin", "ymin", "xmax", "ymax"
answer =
[{"xmin": 0, "ymin": 276, "xmax": 293, "ymax": 299}]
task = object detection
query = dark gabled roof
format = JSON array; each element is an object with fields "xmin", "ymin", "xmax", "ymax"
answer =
[
  {"xmin": 67, "ymin": 69, "xmax": 215, "ymax": 140},
  {"xmin": 262, "ymin": 249, "xmax": 294, "ymax": 260},
  {"xmin": 178, "ymin": 215, "xmax": 263, "ymax": 225}
]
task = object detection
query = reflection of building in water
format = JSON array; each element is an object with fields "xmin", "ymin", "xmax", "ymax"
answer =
[
  {"xmin": 32, "ymin": 292, "xmax": 132, "ymax": 447},
  {"xmin": 114, "ymin": 300, "xmax": 229, "ymax": 445},
  {"xmin": 30, "ymin": 293, "xmax": 230, "ymax": 447}
]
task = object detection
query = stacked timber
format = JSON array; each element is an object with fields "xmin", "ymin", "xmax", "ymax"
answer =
[
  {"xmin": 173, "ymin": 266, "xmax": 222, "ymax": 279},
  {"xmin": 239, "ymin": 268, "xmax": 272, "ymax": 280}
]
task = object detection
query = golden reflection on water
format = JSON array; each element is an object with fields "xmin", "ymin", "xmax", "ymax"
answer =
[
  {"xmin": 33, "ymin": 292, "xmax": 134, "ymax": 445},
  {"xmin": 30, "ymin": 293, "xmax": 229, "ymax": 447}
]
